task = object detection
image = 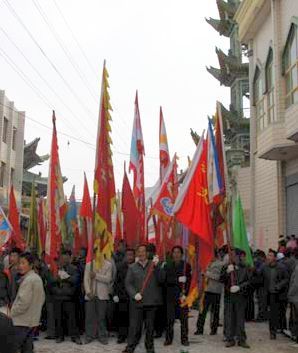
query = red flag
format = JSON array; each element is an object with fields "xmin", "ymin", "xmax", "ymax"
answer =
[
  {"xmin": 151, "ymin": 155, "xmax": 177, "ymax": 221},
  {"xmin": 114, "ymin": 191, "xmax": 122, "ymax": 246},
  {"xmin": 174, "ymin": 138, "xmax": 213, "ymax": 271},
  {"xmin": 80, "ymin": 173, "xmax": 93, "ymax": 264},
  {"xmin": 129, "ymin": 91, "xmax": 146, "ymax": 244},
  {"xmin": 159, "ymin": 107, "xmax": 170, "ymax": 181},
  {"xmin": 45, "ymin": 111, "xmax": 67, "ymax": 274},
  {"xmin": 8, "ymin": 185, "xmax": 26, "ymax": 251},
  {"xmin": 122, "ymin": 169, "xmax": 139, "ymax": 248},
  {"xmin": 37, "ymin": 197, "xmax": 46, "ymax": 252},
  {"xmin": 93, "ymin": 62, "xmax": 116, "ymax": 265}
]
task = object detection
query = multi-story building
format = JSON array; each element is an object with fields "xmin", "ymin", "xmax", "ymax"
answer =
[
  {"xmin": 235, "ymin": 0, "xmax": 298, "ymax": 249},
  {"xmin": 0, "ymin": 90, "xmax": 25, "ymax": 207}
]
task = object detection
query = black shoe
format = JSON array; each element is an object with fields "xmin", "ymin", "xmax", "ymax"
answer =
[
  {"xmin": 154, "ymin": 333, "xmax": 162, "ymax": 338},
  {"xmin": 45, "ymin": 335, "xmax": 56, "ymax": 340},
  {"xmin": 164, "ymin": 340, "xmax": 172, "ymax": 346},
  {"xmin": 194, "ymin": 330, "xmax": 203, "ymax": 335},
  {"xmin": 270, "ymin": 332, "xmax": 276, "ymax": 340},
  {"xmin": 55, "ymin": 337, "xmax": 64, "ymax": 344},
  {"xmin": 238, "ymin": 341, "xmax": 250, "ymax": 349},
  {"xmin": 84, "ymin": 337, "xmax": 93, "ymax": 345},
  {"xmin": 225, "ymin": 341, "xmax": 236, "ymax": 348},
  {"xmin": 71, "ymin": 337, "xmax": 82, "ymax": 345},
  {"xmin": 181, "ymin": 340, "xmax": 190, "ymax": 347},
  {"xmin": 210, "ymin": 331, "xmax": 217, "ymax": 336},
  {"xmin": 117, "ymin": 337, "xmax": 126, "ymax": 344}
]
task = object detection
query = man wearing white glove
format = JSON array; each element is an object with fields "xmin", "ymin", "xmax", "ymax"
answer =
[
  {"xmin": 123, "ymin": 244, "xmax": 164, "ymax": 353},
  {"xmin": 221, "ymin": 250, "xmax": 251, "ymax": 349},
  {"xmin": 164, "ymin": 246, "xmax": 191, "ymax": 347}
]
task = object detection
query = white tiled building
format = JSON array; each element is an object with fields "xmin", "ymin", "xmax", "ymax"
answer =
[
  {"xmin": 235, "ymin": 0, "xmax": 298, "ymax": 250},
  {"xmin": 0, "ymin": 90, "xmax": 25, "ymax": 206}
]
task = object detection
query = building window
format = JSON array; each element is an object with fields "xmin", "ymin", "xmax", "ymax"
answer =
[
  {"xmin": 2, "ymin": 117, "xmax": 8, "ymax": 144},
  {"xmin": 284, "ymin": 24, "xmax": 298, "ymax": 108},
  {"xmin": 12, "ymin": 127, "xmax": 17, "ymax": 151},
  {"xmin": 10, "ymin": 168, "xmax": 14, "ymax": 185},
  {"xmin": 254, "ymin": 68, "xmax": 266, "ymax": 131},
  {"xmin": 0, "ymin": 162, "xmax": 6, "ymax": 187},
  {"xmin": 266, "ymin": 49, "xmax": 275, "ymax": 122}
]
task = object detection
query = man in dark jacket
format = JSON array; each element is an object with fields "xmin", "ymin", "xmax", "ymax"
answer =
[
  {"xmin": 113, "ymin": 248, "xmax": 135, "ymax": 343},
  {"xmin": 260, "ymin": 249, "xmax": 289, "ymax": 339},
  {"xmin": 163, "ymin": 246, "xmax": 191, "ymax": 347},
  {"xmin": 221, "ymin": 250, "xmax": 251, "ymax": 348},
  {"xmin": 50, "ymin": 250, "xmax": 82, "ymax": 344},
  {"xmin": 123, "ymin": 244, "xmax": 164, "ymax": 353},
  {"xmin": 0, "ymin": 260, "xmax": 10, "ymax": 312}
]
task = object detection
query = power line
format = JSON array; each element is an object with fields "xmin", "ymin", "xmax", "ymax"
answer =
[
  {"xmin": 0, "ymin": 47, "xmax": 53, "ymax": 110},
  {"xmin": 0, "ymin": 101, "xmax": 164, "ymax": 160},
  {"xmin": 31, "ymin": 0, "xmax": 98, "ymax": 103},
  {"xmin": 3, "ymin": 0, "xmax": 132, "ymax": 153},
  {"xmin": 52, "ymin": 0, "xmax": 98, "ymax": 79},
  {"xmin": 2, "ymin": 0, "xmax": 97, "ymax": 124},
  {"xmin": 0, "ymin": 24, "xmax": 95, "ymax": 140}
]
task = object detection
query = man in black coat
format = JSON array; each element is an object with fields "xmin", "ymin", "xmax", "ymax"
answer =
[
  {"xmin": 0, "ymin": 261, "xmax": 10, "ymax": 310},
  {"xmin": 50, "ymin": 250, "xmax": 82, "ymax": 344},
  {"xmin": 260, "ymin": 249, "xmax": 289, "ymax": 339},
  {"xmin": 221, "ymin": 250, "xmax": 251, "ymax": 349},
  {"xmin": 113, "ymin": 248, "xmax": 135, "ymax": 343},
  {"xmin": 123, "ymin": 244, "xmax": 164, "ymax": 353},
  {"xmin": 163, "ymin": 246, "xmax": 191, "ymax": 347}
]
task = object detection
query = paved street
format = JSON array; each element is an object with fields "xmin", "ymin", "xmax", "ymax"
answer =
[{"xmin": 35, "ymin": 311, "xmax": 295, "ymax": 353}]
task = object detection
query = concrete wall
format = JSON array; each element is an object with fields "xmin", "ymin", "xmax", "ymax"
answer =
[
  {"xmin": 242, "ymin": 0, "xmax": 298, "ymax": 250},
  {"xmin": 0, "ymin": 90, "xmax": 25, "ymax": 206}
]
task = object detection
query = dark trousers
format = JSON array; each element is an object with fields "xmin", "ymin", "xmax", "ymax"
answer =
[
  {"xmin": 54, "ymin": 300, "xmax": 79, "ymax": 339},
  {"xmin": 117, "ymin": 300, "xmax": 129, "ymax": 339},
  {"xmin": 46, "ymin": 301, "xmax": 55, "ymax": 336},
  {"xmin": 126, "ymin": 303, "xmax": 156, "ymax": 353},
  {"xmin": 197, "ymin": 292, "xmax": 221, "ymax": 334},
  {"xmin": 166, "ymin": 302, "xmax": 188, "ymax": 343},
  {"xmin": 225, "ymin": 293, "xmax": 247, "ymax": 343},
  {"xmin": 85, "ymin": 298, "xmax": 108, "ymax": 340},
  {"xmin": 154, "ymin": 304, "xmax": 166, "ymax": 336},
  {"xmin": 0, "ymin": 314, "xmax": 17, "ymax": 353},
  {"xmin": 291, "ymin": 303, "xmax": 298, "ymax": 342},
  {"xmin": 256, "ymin": 287, "xmax": 267, "ymax": 320},
  {"xmin": 14, "ymin": 326, "xmax": 33, "ymax": 353},
  {"xmin": 268, "ymin": 293, "xmax": 280, "ymax": 334},
  {"xmin": 279, "ymin": 300, "xmax": 287, "ymax": 331}
]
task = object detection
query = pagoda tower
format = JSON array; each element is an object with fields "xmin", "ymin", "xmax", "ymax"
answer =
[{"xmin": 206, "ymin": 0, "xmax": 250, "ymax": 168}]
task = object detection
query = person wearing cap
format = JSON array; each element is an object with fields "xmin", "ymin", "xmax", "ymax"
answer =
[
  {"xmin": 259, "ymin": 249, "xmax": 289, "ymax": 339},
  {"xmin": 220, "ymin": 249, "xmax": 251, "ymax": 349}
]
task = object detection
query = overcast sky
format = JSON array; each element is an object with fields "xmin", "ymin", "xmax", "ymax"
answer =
[{"xmin": 0, "ymin": 0, "xmax": 230, "ymax": 199}]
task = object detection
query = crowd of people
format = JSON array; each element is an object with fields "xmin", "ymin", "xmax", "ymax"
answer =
[{"xmin": 1, "ymin": 234, "xmax": 298, "ymax": 353}]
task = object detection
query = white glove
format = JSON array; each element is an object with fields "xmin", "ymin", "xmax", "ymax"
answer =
[
  {"xmin": 227, "ymin": 264, "xmax": 235, "ymax": 274},
  {"xmin": 152, "ymin": 255, "xmax": 159, "ymax": 266},
  {"xmin": 58, "ymin": 270, "xmax": 70, "ymax": 280},
  {"xmin": 134, "ymin": 293, "xmax": 142, "ymax": 302},
  {"xmin": 113, "ymin": 295, "xmax": 120, "ymax": 303},
  {"xmin": 178, "ymin": 276, "xmax": 187, "ymax": 283},
  {"xmin": 180, "ymin": 295, "xmax": 186, "ymax": 302},
  {"xmin": 230, "ymin": 285, "xmax": 240, "ymax": 294}
]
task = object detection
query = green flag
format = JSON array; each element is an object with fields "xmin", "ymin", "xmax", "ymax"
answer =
[
  {"xmin": 232, "ymin": 194, "xmax": 253, "ymax": 266},
  {"xmin": 28, "ymin": 181, "xmax": 42, "ymax": 255}
]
